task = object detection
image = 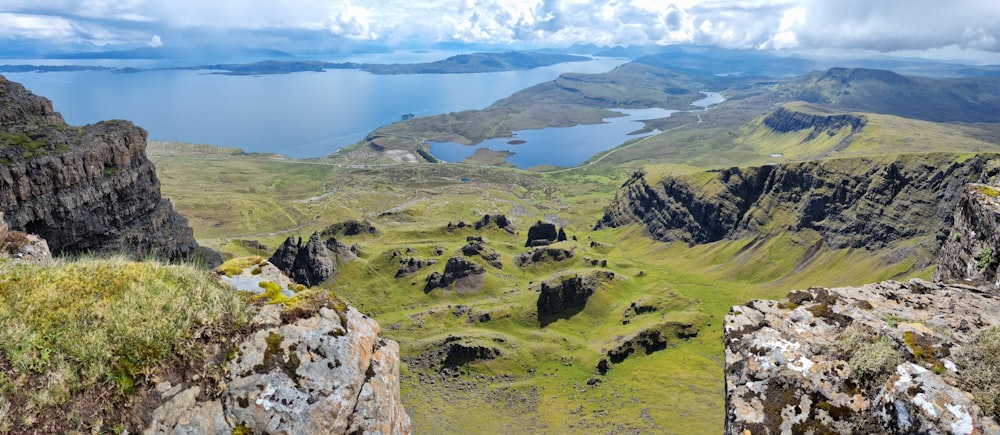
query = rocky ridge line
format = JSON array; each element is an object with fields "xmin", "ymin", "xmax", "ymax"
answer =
[{"xmin": 597, "ymin": 154, "xmax": 997, "ymax": 265}]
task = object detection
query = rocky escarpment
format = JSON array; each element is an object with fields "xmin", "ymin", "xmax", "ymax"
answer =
[
  {"xmin": 763, "ymin": 106, "xmax": 866, "ymax": 139},
  {"xmin": 597, "ymin": 154, "xmax": 998, "ymax": 264},
  {"xmin": 150, "ymin": 264, "xmax": 411, "ymax": 434},
  {"xmin": 0, "ymin": 75, "xmax": 197, "ymax": 260},
  {"xmin": 724, "ymin": 282, "xmax": 1000, "ymax": 434},
  {"xmin": 933, "ymin": 184, "xmax": 1000, "ymax": 286}
]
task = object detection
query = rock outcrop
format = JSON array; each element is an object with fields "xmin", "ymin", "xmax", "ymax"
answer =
[
  {"xmin": 460, "ymin": 240, "xmax": 503, "ymax": 269},
  {"xmin": 597, "ymin": 154, "xmax": 998, "ymax": 265},
  {"xmin": 933, "ymin": 184, "xmax": 1000, "ymax": 286},
  {"xmin": 598, "ymin": 318, "xmax": 701, "ymax": 375},
  {"xmin": 424, "ymin": 257, "xmax": 486, "ymax": 293},
  {"xmin": 0, "ymin": 75, "xmax": 197, "ymax": 260},
  {"xmin": 762, "ymin": 107, "xmax": 866, "ymax": 138},
  {"xmin": 0, "ymin": 211, "xmax": 51, "ymax": 264},
  {"xmin": 473, "ymin": 214, "xmax": 515, "ymax": 233},
  {"xmin": 514, "ymin": 246, "xmax": 575, "ymax": 267},
  {"xmin": 268, "ymin": 232, "xmax": 336, "ymax": 287},
  {"xmin": 149, "ymin": 262, "xmax": 411, "ymax": 434},
  {"xmin": 322, "ymin": 219, "xmax": 378, "ymax": 237},
  {"xmin": 537, "ymin": 271, "xmax": 615, "ymax": 326},
  {"xmin": 395, "ymin": 256, "xmax": 437, "ymax": 278},
  {"xmin": 724, "ymin": 281, "xmax": 1000, "ymax": 434},
  {"xmin": 525, "ymin": 221, "xmax": 564, "ymax": 247}
]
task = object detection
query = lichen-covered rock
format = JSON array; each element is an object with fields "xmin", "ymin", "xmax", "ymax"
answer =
[
  {"xmin": 0, "ymin": 75, "xmax": 198, "ymax": 260},
  {"xmin": 933, "ymin": 183, "xmax": 1000, "ymax": 286},
  {"xmin": 147, "ymin": 289, "xmax": 411, "ymax": 435},
  {"xmin": 269, "ymin": 232, "xmax": 336, "ymax": 287},
  {"xmin": 724, "ymin": 281, "xmax": 1000, "ymax": 434}
]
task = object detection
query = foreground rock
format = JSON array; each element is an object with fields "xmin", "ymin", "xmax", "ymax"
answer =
[
  {"xmin": 724, "ymin": 281, "xmax": 1000, "ymax": 434},
  {"xmin": 0, "ymin": 75, "xmax": 198, "ymax": 260},
  {"xmin": 148, "ymin": 264, "xmax": 411, "ymax": 434}
]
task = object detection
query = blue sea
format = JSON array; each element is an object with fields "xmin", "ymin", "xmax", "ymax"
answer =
[{"xmin": 2, "ymin": 52, "xmax": 627, "ymax": 159}]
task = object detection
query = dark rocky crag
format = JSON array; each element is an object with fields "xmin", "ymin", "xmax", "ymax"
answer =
[
  {"xmin": 598, "ymin": 154, "xmax": 998, "ymax": 266},
  {"xmin": 723, "ymin": 180, "xmax": 1000, "ymax": 434},
  {"xmin": 537, "ymin": 270, "xmax": 615, "ymax": 326},
  {"xmin": 933, "ymin": 183, "xmax": 1000, "ymax": 286},
  {"xmin": 0, "ymin": 75, "xmax": 197, "ymax": 260},
  {"xmin": 268, "ymin": 232, "xmax": 336, "ymax": 287}
]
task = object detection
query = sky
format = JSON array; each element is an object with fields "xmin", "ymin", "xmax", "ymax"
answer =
[{"xmin": 0, "ymin": 0, "xmax": 999, "ymax": 61}]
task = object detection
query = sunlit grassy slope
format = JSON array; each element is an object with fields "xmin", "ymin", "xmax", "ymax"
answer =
[{"xmin": 150, "ymin": 140, "xmax": 939, "ymax": 433}]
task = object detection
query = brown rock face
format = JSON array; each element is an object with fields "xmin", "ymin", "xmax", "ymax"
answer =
[{"xmin": 0, "ymin": 75, "xmax": 197, "ymax": 260}]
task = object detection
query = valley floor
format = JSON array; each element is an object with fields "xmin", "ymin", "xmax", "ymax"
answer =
[{"xmin": 150, "ymin": 142, "xmax": 928, "ymax": 432}]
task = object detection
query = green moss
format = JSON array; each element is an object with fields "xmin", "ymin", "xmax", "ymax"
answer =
[
  {"xmin": 218, "ymin": 256, "xmax": 264, "ymax": 277},
  {"xmin": 254, "ymin": 281, "xmax": 289, "ymax": 305},
  {"xmin": 232, "ymin": 424, "xmax": 253, "ymax": 435},
  {"xmin": 975, "ymin": 247, "xmax": 994, "ymax": 269},
  {"xmin": 251, "ymin": 266, "xmax": 263, "ymax": 275},
  {"xmin": 975, "ymin": 185, "xmax": 1000, "ymax": 198}
]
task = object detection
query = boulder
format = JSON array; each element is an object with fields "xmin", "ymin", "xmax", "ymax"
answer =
[{"xmin": 395, "ymin": 256, "xmax": 437, "ymax": 278}]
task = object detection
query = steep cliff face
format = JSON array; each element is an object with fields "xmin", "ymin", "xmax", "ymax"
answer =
[
  {"xmin": 933, "ymin": 184, "xmax": 1000, "ymax": 286},
  {"xmin": 598, "ymin": 154, "xmax": 998, "ymax": 262},
  {"xmin": 763, "ymin": 107, "xmax": 866, "ymax": 138},
  {"xmin": 0, "ymin": 75, "xmax": 197, "ymax": 260}
]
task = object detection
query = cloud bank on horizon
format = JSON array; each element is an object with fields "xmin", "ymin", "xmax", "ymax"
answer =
[{"xmin": 0, "ymin": 0, "xmax": 998, "ymax": 57}]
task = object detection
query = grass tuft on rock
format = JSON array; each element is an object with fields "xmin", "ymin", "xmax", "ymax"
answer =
[{"xmin": 0, "ymin": 254, "xmax": 250, "ymax": 424}]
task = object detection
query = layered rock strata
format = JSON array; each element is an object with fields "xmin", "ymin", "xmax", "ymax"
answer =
[
  {"xmin": 598, "ymin": 154, "xmax": 998, "ymax": 263},
  {"xmin": 0, "ymin": 75, "xmax": 196, "ymax": 260}
]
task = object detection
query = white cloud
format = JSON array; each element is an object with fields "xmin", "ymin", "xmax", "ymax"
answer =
[
  {"xmin": 148, "ymin": 34, "xmax": 162, "ymax": 47},
  {"xmin": 0, "ymin": 0, "xmax": 998, "ymax": 57}
]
